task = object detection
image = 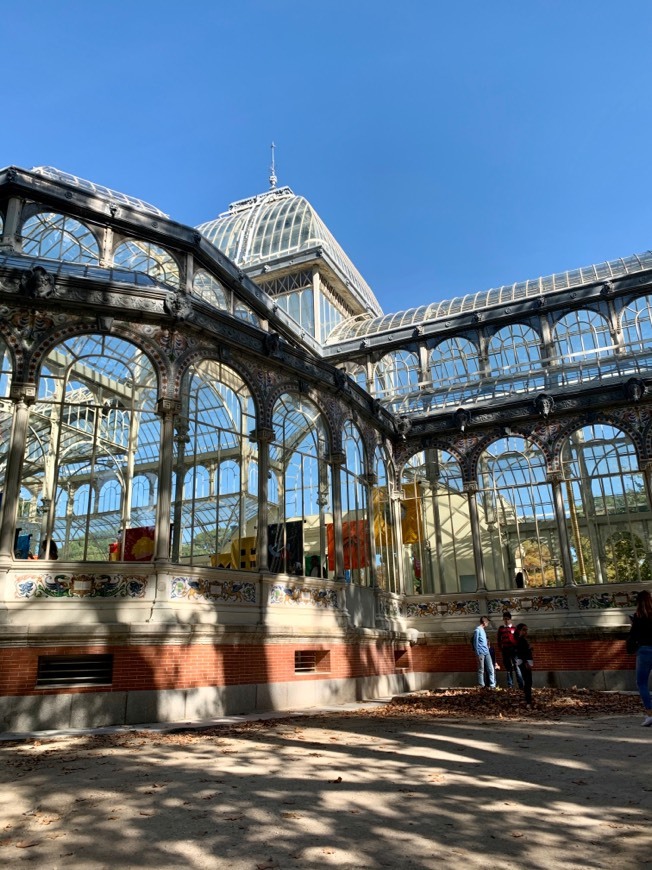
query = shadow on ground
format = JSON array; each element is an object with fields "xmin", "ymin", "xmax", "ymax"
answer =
[{"xmin": 0, "ymin": 702, "xmax": 650, "ymax": 869}]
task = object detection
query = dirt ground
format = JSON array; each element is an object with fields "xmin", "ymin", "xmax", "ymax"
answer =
[{"xmin": 0, "ymin": 689, "xmax": 650, "ymax": 870}]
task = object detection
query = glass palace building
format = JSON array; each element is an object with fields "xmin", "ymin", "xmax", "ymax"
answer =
[{"xmin": 0, "ymin": 165, "xmax": 649, "ymax": 729}]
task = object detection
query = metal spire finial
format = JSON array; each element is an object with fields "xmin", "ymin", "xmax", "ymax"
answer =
[{"xmin": 269, "ymin": 142, "xmax": 277, "ymax": 189}]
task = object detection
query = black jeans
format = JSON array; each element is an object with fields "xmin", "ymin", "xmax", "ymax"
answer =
[
  {"xmin": 522, "ymin": 664, "xmax": 533, "ymax": 705},
  {"xmin": 501, "ymin": 648, "xmax": 523, "ymax": 689}
]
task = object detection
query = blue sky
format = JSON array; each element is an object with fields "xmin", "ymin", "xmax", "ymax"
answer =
[{"xmin": 3, "ymin": 1, "xmax": 652, "ymax": 313}]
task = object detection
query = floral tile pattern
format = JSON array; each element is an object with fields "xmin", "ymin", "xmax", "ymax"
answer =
[
  {"xmin": 15, "ymin": 573, "xmax": 147, "ymax": 599},
  {"xmin": 577, "ymin": 590, "xmax": 639, "ymax": 610},
  {"xmin": 377, "ymin": 596, "xmax": 403, "ymax": 619},
  {"xmin": 488, "ymin": 594, "xmax": 569, "ymax": 614},
  {"xmin": 170, "ymin": 577, "xmax": 256, "ymax": 604},
  {"xmin": 406, "ymin": 599, "xmax": 480, "ymax": 618},
  {"xmin": 269, "ymin": 584, "xmax": 339, "ymax": 609}
]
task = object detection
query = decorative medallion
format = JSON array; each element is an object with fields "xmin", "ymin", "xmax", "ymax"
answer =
[
  {"xmin": 577, "ymin": 589, "xmax": 639, "ymax": 610},
  {"xmin": 170, "ymin": 576, "xmax": 256, "ymax": 604},
  {"xmin": 15, "ymin": 573, "xmax": 147, "ymax": 599},
  {"xmin": 406, "ymin": 598, "xmax": 480, "ymax": 617},
  {"xmin": 269, "ymin": 583, "xmax": 339, "ymax": 609},
  {"xmin": 488, "ymin": 594, "xmax": 569, "ymax": 613}
]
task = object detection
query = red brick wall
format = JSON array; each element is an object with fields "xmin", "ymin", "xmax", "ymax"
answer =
[
  {"xmin": 408, "ymin": 639, "xmax": 634, "ymax": 673},
  {"xmin": 0, "ymin": 638, "xmax": 634, "ymax": 697}
]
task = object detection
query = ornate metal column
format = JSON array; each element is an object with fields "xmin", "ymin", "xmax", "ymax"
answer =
[
  {"xmin": 0, "ymin": 196, "xmax": 23, "ymax": 251},
  {"xmin": 250, "ymin": 427, "xmax": 274, "ymax": 573},
  {"xmin": 327, "ymin": 451, "xmax": 346, "ymax": 581},
  {"xmin": 390, "ymin": 487, "xmax": 406, "ymax": 594},
  {"xmin": 0, "ymin": 383, "xmax": 36, "ymax": 561},
  {"xmin": 642, "ymin": 460, "xmax": 652, "ymax": 515},
  {"xmin": 547, "ymin": 470, "xmax": 576, "ymax": 586},
  {"xmin": 464, "ymin": 481, "xmax": 487, "ymax": 592},
  {"xmin": 360, "ymin": 471, "xmax": 378, "ymax": 586},
  {"xmin": 170, "ymin": 418, "xmax": 190, "ymax": 563},
  {"xmin": 154, "ymin": 398, "xmax": 180, "ymax": 562}
]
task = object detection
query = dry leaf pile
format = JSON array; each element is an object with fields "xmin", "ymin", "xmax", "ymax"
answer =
[{"xmin": 376, "ymin": 687, "xmax": 643, "ymax": 720}]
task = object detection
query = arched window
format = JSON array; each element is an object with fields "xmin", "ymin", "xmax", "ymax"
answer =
[
  {"xmin": 98, "ymin": 479, "xmax": 122, "ymax": 514},
  {"xmin": 561, "ymin": 424, "xmax": 650, "ymax": 584},
  {"xmin": 487, "ymin": 324, "xmax": 544, "ymax": 394},
  {"xmin": 341, "ymin": 421, "xmax": 370, "ymax": 585},
  {"xmin": 430, "ymin": 337, "xmax": 481, "ymax": 408},
  {"xmin": 184, "ymin": 466, "xmax": 210, "ymax": 500},
  {"xmin": 25, "ymin": 335, "xmax": 159, "ymax": 561},
  {"xmin": 373, "ymin": 446, "xmax": 399, "ymax": 593},
  {"xmin": 553, "ymin": 309, "xmax": 615, "ymax": 387},
  {"xmin": 21, "ymin": 212, "xmax": 99, "ymax": 264},
  {"xmin": 477, "ymin": 437, "xmax": 559, "ymax": 589},
  {"xmin": 113, "ymin": 239, "xmax": 180, "ymax": 288},
  {"xmin": 374, "ymin": 351, "xmax": 420, "ymax": 409},
  {"xmin": 270, "ymin": 395, "xmax": 331, "ymax": 576},
  {"xmin": 234, "ymin": 300, "xmax": 261, "ymax": 327},
  {"xmin": 73, "ymin": 484, "xmax": 92, "ymax": 516},
  {"xmin": 172, "ymin": 361, "xmax": 256, "ymax": 569},
  {"xmin": 192, "ymin": 270, "xmax": 229, "ymax": 310},
  {"xmin": 401, "ymin": 449, "xmax": 469, "ymax": 594},
  {"xmin": 131, "ymin": 475, "xmax": 151, "ymax": 509},
  {"xmin": 218, "ymin": 460, "xmax": 240, "ymax": 494},
  {"xmin": 620, "ymin": 295, "xmax": 652, "ymax": 373},
  {"xmin": 349, "ymin": 365, "xmax": 367, "ymax": 390}
]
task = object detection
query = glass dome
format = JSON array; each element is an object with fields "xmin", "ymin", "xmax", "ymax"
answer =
[{"xmin": 197, "ymin": 186, "xmax": 382, "ymax": 316}]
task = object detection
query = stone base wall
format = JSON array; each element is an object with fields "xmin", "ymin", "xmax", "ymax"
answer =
[{"xmin": 0, "ymin": 628, "xmax": 638, "ymax": 733}]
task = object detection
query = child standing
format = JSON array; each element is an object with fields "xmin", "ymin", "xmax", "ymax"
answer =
[{"xmin": 515, "ymin": 623, "xmax": 534, "ymax": 708}]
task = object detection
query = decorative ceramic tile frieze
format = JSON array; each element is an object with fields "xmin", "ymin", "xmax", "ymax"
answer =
[
  {"xmin": 15, "ymin": 573, "xmax": 147, "ymax": 599},
  {"xmin": 577, "ymin": 589, "xmax": 639, "ymax": 610},
  {"xmin": 269, "ymin": 584, "xmax": 338, "ymax": 609},
  {"xmin": 377, "ymin": 596, "xmax": 403, "ymax": 619},
  {"xmin": 488, "ymin": 594, "xmax": 569, "ymax": 614},
  {"xmin": 170, "ymin": 576, "xmax": 256, "ymax": 604},
  {"xmin": 406, "ymin": 599, "xmax": 480, "ymax": 618}
]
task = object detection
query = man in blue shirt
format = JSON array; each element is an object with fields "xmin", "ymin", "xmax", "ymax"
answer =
[{"xmin": 472, "ymin": 616, "xmax": 496, "ymax": 689}]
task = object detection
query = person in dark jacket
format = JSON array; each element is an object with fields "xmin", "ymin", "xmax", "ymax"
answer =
[
  {"xmin": 497, "ymin": 611, "xmax": 523, "ymax": 689},
  {"xmin": 626, "ymin": 590, "xmax": 652, "ymax": 727},
  {"xmin": 515, "ymin": 623, "xmax": 534, "ymax": 708}
]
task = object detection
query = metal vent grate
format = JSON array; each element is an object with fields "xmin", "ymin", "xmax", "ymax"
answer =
[
  {"xmin": 294, "ymin": 650, "xmax": 330, "ymax": 674},
  {"xmin": 36, "ymin": 654, "xmax": 114, "ymax": 688}
]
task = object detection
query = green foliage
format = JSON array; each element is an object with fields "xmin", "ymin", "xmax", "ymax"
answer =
[{"xmin": 604, "ymin": 532, "xmax": 652, "ymax": 583}]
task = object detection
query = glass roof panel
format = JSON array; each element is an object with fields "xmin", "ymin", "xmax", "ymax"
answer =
[
  {"xmin": 31, "ymin": 166, "xmax": 169, "ymax": 218},
  {"xmin": 326, "ymin": 249, "xmax": 652, "ymax": 343},
  {"xmin": 0, "ymin": 252, "xmax": 161, "ymax": 287}
]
